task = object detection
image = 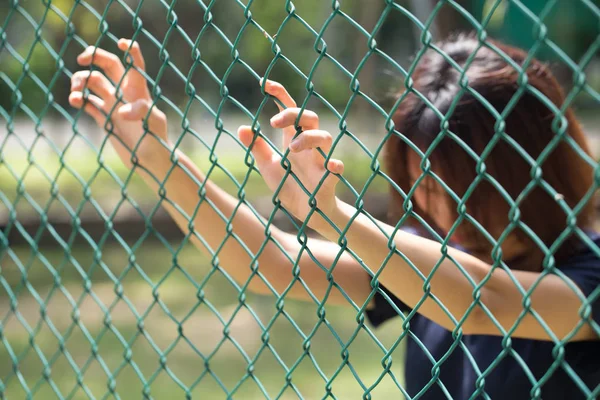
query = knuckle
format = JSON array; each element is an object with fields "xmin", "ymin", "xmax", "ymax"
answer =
[
  {"xmin": 108, "ymin": 53, "xmax": 121, "ymax": 66},
  {"xmin": 282, "ymin": 108, "xmax": 297, "ymax": 120},
  {"xmin": 317, "ymin": 133, "xmax": 332, "ymax": 148},
  {"xmin": 307, "ymin": 110, "xmax": 319, "ymax": 122},
  {"xmin": 89, "ymin": 73, "xmax": 107, "ymax": 88},
  {"xmin": 90, "ymin": 96, "xmax": 103, "ymax": 108},
  {"xmin": 306, "ymin": 132, "xmax": 319, "ymax": 145},
  {"xmin": 134, "ymin": 100, "xmax": 150, "ymax": 115},
  {"xmin": 142, "ymin": 100, "xmax": 153, "ymax": 113},
  {"xmin": 156, "ymin": 108, "xmax": 167, "ymax": 123},
  {"xmin": 293, "ymin": 136, "xmax": 305, "ymax": 148},
  {"xmin": 73, "ymin": 70, "xmax": 87, "ymax": 80},
  {"xmin": 89, "ymin": 70, "xmax": 103, "ymax": 80},
  {"xmin": 86, "ymin": 74, "xmax": 100, "ymax": 86},
  {"xmin": 70, "ymin": 74, "xmax": 80, "ymax": 86},
  {"xmin": 271, "ymin": 81, "xmax": 284, "ymax": 91}
]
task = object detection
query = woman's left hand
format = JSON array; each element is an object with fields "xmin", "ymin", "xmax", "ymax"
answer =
[
  {"xmin": 237, "ymin": 80, "xmax": 344, "ymax": 227},
  {"xmin": 69, "ymin": 39, "xmax": 168, "ymax": 167}
]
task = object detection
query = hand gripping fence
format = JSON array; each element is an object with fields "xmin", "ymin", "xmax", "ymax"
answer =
[{"xmin": 1, "ymin": 0, "xmax": 600, "ymax": 399}]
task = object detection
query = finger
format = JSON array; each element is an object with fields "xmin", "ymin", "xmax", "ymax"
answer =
[
  {"xmin": 69, "ymin": 91, "xmax": 107, "ymax": 127},
  {"xmin": 71, "ymin": 70, "xmax": 117, "ymax": 104},
  {"xmin": 118, "ymin": 38, "xmax": 150, "ymax": 96},
  {"xmin": 238, "ymin": 125, "xmax": 277, "ymax": 167},
  {"xmin": 77, "ymin": 46, "xmax": 125, "ymax": 83},
  {"xmin": 271, "ymin": 108, "xmax": 319, "ymax": 131},
  {"xmin": 327, "ymin": 159, "xmax": 345, "ymax": 175},
  {"xmin": 261, "ymin": 79, "xmax": 296, "ymax": 111},
  {"xmin": 289, "ymin": 129, "xmax": 332, "ymax": 153},
  {"xmin": 321, "ymin": 158, "xmax": 344, "ymax": 193},
  {"xmin": 117, "ymin": 39, "xmax": 146, "ymax": 72},
  {"xmin": 118, "ymin": 99, "xmax": 167, "ymax": 135}
]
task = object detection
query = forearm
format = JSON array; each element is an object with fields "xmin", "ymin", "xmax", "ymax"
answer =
[
  {"xmin": 127, "ymin": 139, "xmax": 368, "ymax": 305},
  {"xmin": 69, "ymin": 43, "xmax": 377, "ymax": 310},
  {"xmin": 125, "ymin": 138, "xmax": 292, "ymax": 295},
  {"xmin": 316, "ymin": 199, "xmax": 490, "ymax": 331}
]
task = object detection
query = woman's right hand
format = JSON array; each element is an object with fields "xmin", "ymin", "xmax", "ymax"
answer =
[
  {"xmin": 69, "ymin": 39, "xmax": 168, "ymax": 166},
  {"xmin": 237, "ymin": 80, "xmax": 345, "ymax": 229}
]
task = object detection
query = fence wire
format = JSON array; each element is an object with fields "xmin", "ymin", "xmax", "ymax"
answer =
[{"xmin": 1, "ymin": 0, "xmax": 600, "ymax": 399}]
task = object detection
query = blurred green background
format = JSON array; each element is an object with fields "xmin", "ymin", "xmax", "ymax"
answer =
[
  {"xmin": 1, "ymin": 241, "xmax": 408, "ymax": 398},
  {"xmin": 2, "ymin": 0, "xmax": 600, "ymax": 398}
]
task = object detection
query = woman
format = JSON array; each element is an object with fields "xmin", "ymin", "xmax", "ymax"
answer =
[{"xmin": 69, "ymin": 34, "xmax": 600, "ymax": 399}]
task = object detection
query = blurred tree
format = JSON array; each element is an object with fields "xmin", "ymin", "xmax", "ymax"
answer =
[
  {"xmin": 1, "ymin": 0, "xmax": 597, "ymax": 117},
  {"xmin": 349, "ymin": 0, "xmax": 386, "ymax": 115}
]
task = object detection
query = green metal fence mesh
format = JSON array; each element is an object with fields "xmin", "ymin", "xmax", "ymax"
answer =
[{"xmin": 1, "ymin": 0, "xmax": 600, "ymax": 399}]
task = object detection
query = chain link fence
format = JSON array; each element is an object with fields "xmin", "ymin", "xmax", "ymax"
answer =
[{"xmin": 1, "ymin": 0, "xmax": 600, "ymax": 399}]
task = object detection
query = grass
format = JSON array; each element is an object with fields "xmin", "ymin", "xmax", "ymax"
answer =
[{"xmin": 0, "ymin": 240, "xmax": 408, "ymax": 399}]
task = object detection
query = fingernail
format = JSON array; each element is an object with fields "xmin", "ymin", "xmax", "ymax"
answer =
[
  {"xmin": 289, "ymin": 140, "xmax": 300, "ymax": 151},
  {"xmin": 270, "ymin": 114, "xmax": 282, "ymax": 126}
]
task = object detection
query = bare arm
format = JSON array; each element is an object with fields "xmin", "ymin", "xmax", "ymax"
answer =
[
  {"xmin": 244, "ymin": 81, "xmax": 598, "ymax": 343},
  {"xmin": 68, "ymin": 40, "xmax": 373, "ymax": 309},
  {"xmin": 312, "ymin": 195, "xmax": 597, "ymax": 341},
  {"xmin": 135, "ymin": 142, "xmax": 372, "ymax": 307}
]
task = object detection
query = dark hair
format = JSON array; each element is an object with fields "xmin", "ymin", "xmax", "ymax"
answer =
[{"xmin": 386, "ymin": 33, "xmax": 596, "ymax": 270}]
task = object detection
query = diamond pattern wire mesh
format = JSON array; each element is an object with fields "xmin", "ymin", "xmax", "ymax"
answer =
[{"xmin": 1, "ymin": 0, "xmax": 600, "ymax": 399}]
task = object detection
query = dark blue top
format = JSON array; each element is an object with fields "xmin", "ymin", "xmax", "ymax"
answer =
[{"xmin": 366, "ymin": 231, "xmax": 600, "ymax": 400}]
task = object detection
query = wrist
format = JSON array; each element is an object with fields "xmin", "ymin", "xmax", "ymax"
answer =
[
  {"xmin": 136, "ymin": 133, "xmax": 172, "ymax": 161},
  {"xmin": 310, "ymin": 197, "xmax": 354, "ymax": 240},
  {"xmin": 123, "ymin": 135, "xmax": 175, "ymax": 179}
]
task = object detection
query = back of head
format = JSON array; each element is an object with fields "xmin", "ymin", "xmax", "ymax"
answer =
[{"xmin": 386, "ymin": 33, "xmax": 596, "ymax": 268}]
